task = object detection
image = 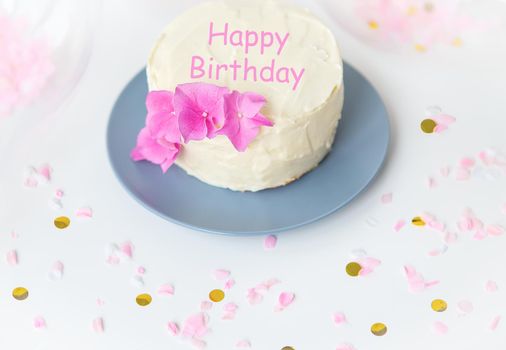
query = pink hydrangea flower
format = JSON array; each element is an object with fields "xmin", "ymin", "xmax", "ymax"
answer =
[
  {"xmin": 131, "ymin": 91, "xmax": 182, "ymax": 172},
  {"xmin": 174, "ymin": 83, "xmax": 229, "ymax": 142},
  {"xmin": 131, "ymin": 127, "xmax": 180, "ymax": 173},
  {"xmin": 219, "ymin": 91, "xmax": 273, "ymax": 152}
]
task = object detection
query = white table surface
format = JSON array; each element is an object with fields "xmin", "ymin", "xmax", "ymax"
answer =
[{"xmin": 1, "ymin": 1, "xmax": 506, "ymax": 349}]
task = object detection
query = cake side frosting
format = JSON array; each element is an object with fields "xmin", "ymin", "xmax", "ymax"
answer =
[{"xmin": 147, "ymin": 0, "xmax": 344, "ymax": 191}]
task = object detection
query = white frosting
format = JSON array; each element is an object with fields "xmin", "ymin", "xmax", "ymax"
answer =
[{"xmin": 147, "ymin": 0, "xmax": 343, "ymax": 191}]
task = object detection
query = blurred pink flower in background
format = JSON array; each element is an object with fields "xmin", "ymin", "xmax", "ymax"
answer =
[
  {"xmin": 324, "ymin": 0, "xmax": 498, "ymax": 52},
  {"xmin": 0, "ymin": 12, "xmax": 54, "ymax": 116}
]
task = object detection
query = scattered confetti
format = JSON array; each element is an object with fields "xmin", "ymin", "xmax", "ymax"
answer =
[
  {"xmin": 182, "ymin": 313, "xmax": 209, "ymax": 345},
  {"xmin": 264, "ymin": 235, "xmax": 278, "ymax": 249},
  {"xmin": 403, "ymin": 265, "xmax": 439, "ymax": 293},
  {"xmin": 224, "ymin": 278, "xmax": 236, "ymax": 290},
  {"xmin": 6, "ymin": 249, "xmax": 18, "ymax": 266},
  {"xmin": 335, "ymin": 344, "xmax": 356, "ymax": 350},
  {"xmin": 431, "ymin": 299, "xmax": 448, "ymax": 312},
  {"xmin": 394, "ymin": 219, "xmax": 406, "ymax": 232},
  {"xmin": 457, "ymin": 300, "xmax": 473, "ymax": 314},
  {"xmin": 421, "ymin": 119, "xmax": 437, "ymax": 133},
  {"xmin": 54, "ymin": 216, "xmax": 70, "ymax": 229},
  {"xmin": 167, "ymin": 321, "xmax": 180, "ymax": 336},
  {"xmin": 381, "ymin": 193, "xmax": 392, "ymax": 204},
  {"xmin": 76, "ymin": 207, "xmax": 93, "ymax": 218},
  {"xmin": 136, "ymin": 293, "xmax": 152, "ymax": 306},
  {"xmin": 333, "ymin": 312, "xmax": 347, "ymax": 326},
  {"xmin": 222, "ymin": 302, "xmax": 239, "ymax": 320},
  {"xmin": 485, "ymin": 280, "xmax": 498, "ymax": 293},
  {"xmin": 276, "ymin": 292, "xmax": 295, "ymax": 311},
  {"xmin": 209, "ymin": 289, "xmax": 225, "ymax": 303},
  {"xmin": 236, "ymin": 339, "xmax": 251, "ymax": 348},
  {"xmin": 12, "ymin": 287, "xmax": 29, "ymax": 301},
  {"xmin": 356, "ymin": 256, "xmax": 381, "ymax": 276},
  {"xmin": 49, "ymin": 197, "xmax": 63, "ymax": 210},
  {"xmin": 137, "ymin": 266, "xmax": 146, "ymax": 274},
  {"xmin": 201, "ymin": 301, "xmax": 213, "ymax": 311},
  {"xmin": 246, "ymin": 279, "xmax": 280, "ymax": 305},
  {"xmin": 48, "ymin": 261, "xmax": 64, "ymax": 281},
  {"xmin": 486, "ymin": 225, "xmax": 504, "ymax": 237},
  {"xmin": 158, "ymin": 283, "xmax": 175, "ymax": 296},
  {"xmin": 345, "ymin": 262, "xmax": 362, "ymax": 277},
  {"xmin": 371, "ymin": 322, "xmax": 387, "ymax": 336},
  {"xmin": 120, "ymin": 241, "xmax": 134, "ymax": 259},
  {"xmin": 489, "ymin": 315, "xmax": 501, "ymax": 331},
  {"xmin": 93, "ymin": 317, "xmax": 105, "ymax": 333},
  {"xmin": 411, "ymin": 216, "xmax": 426, "ymax": 226},
  {"xmin": 433, "ymin": 321, "xmax": 448, "ymax": 335},
  {"xmin": 33, "ymin": 316, "xmax": 46, "ymax": 330},
  {"xmin": 213, "ymin": 269, "xmax": 231, "ymax": 280},
  {"xmin": 281, "ymin": 347, "xmax": 295, "ymax": 350}
]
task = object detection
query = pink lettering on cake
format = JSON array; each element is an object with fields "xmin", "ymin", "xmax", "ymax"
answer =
[{"xmin": 195, "ymin": 22, "xmax": 305, "ymax": 91}]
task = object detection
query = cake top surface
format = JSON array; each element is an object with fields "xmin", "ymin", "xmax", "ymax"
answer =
[{"xmin": 147, "ymin": 0, "xmax": 342, "ymax": 120}]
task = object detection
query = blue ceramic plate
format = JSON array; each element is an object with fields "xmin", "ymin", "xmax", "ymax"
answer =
[{"xmin": 106, "ymin": 63, "xmax": 390, "ymax": 235}]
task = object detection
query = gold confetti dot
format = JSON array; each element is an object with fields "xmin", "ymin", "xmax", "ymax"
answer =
[
  {"xmin": 54, "ymin": 216, "xmax": 70, "ymax": 229},
  {"xmin": 281, "ymin": 347, "xmax": 295, "ymax": 350},
  {"xmin": 431, "ymin": 299, "xmax": 448, "ymax": 312},
  {"xmin": 421, "ymin": 119, "xmax": 437, "ymax": 134},
  {"xmin": 346, "ymin": 262, "xmax": 362, "ymax": 277},
  {"xmin": 371, "ymin": 322, "xmax": 388, "ymax": 336},
  {"xmin": 209, "ymin": 289, "xmax": 225, "ymax": 303},
  {"xmin": 368, "ymin": 20, "xmax": 379, "ymax": 30},
  {"xmin": 412, "ymin": 216, "xmax": 426, "ymax": 226},
  {"xmin": 136, "ymin": 293, "xmax": 152, "ymax": 306},
  {"xmin": 12, "ymin": 287, "xmax": 29, "ymax": 301},
  {"xmin": 415, "ymin": 44, "xmax": 427, "ymax": 53}
]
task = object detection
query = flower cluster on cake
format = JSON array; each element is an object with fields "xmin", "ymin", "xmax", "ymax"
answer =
[{"xmin": 132, "ymin": 0, "xmax": 344, "ymax": 192}]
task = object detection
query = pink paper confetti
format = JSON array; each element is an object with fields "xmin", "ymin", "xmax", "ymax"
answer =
[
  {"xmin": 394, "ymin": 219, "xmax": 406, "ymax": 232},
  {"xmin": 137, "ymin": 266, "xmax": 146, "ymax": 274},
  {"xmin": 200, "ymin": 301, "xmax": 213, "ymax": 311},
  {"xmin": 224, "ymin": 278, "xmax": 236, "ymax": 290},
  {"xmin": 380, "ymin": 193, "xmax": 392, "ymax": 204},
  {"xmin": 55, "ymin": 189, "xmax": 64, "ymax": 198},
  {"xmin": 93, "ymin": 317, "xmax": 105, "ymax": 333},
  {"xmin": 6, "ymin": 249, "xmax": 18, "ymax": 266},
  {"xmin": 213, "ymin": 269, "xmax": 231, "ymax": 280},
  {"xmin": 246, "ymin": 288, "xmax": 263, "ymax": 305},
  {"xmin": 96, "ymin": 298, "xmax": 105, "ymax": 306},
  {"xmin": 222, "ymin": 303, "xmax": 238, "ymax": 320},
  {"xmin": 403, "ymin": 265, "xmax": 439, "ymax": 293},
  {"xmin": 276, "ymin": 292, "xmax": 295, "ymax": 311},
  {"xmin": 33, "ymin": 316, "xmax": 46, "ymax": 330},
  {"xmin": 37, "ymin": 164, "xmax": 52, "ymax": 182},
  {"xmin": 455, "ymin": 167, "xmax": 471, "ymax": 181},
  {"xmin": 48, "ymin": 261, "xmax": 64, "ymax": 281},
  {"xmin": 357, "ymin": 257, "xmax": 382, "ymax": 276},
  {"xmin": 236, "ymin": 339, "xmax": 251, "ymax": 348},
  {"xmin": 489, "ymin": 315, "xmax": 501, "ymax": 331},
  {"xmin": 120, "ymin": 241, "xmax": 134, "ymax": 259},
  {"xmin": 460, "ymin": 157, "xmax": 476, "ymax": 169},
  {"xmin": 457, "ymin": 300, "xmax": 474, "ymax": 314},
  {"xmin": 182, "ymin": 313, "xmax": 209, "ymax": 340},
  {"xmin": 76, "ymin": 207, "xmax": 93, "ymax": 218},
  {"xmin": 485, "ymin": 280, "xmax": 498, "ymax": 293},
  {"xmin": 427, "ymin": 176, "xmax": 437, "ymax": 188},
  {"xmin": 167, "ymin": 321, "xmax": 180, "ymax": 336},
  {"xmin": 333, "ymin": 312, "xmax": 347, "ymax": 326},
  {"xmin": 486, "ymin": 225, "xmax": 504, "ymax": 237},
  {"xmin": 440, "ymin": 166, "xmax": 451, "ymax": 177},
  {"xmin": 336, "ymin": 344, "xmax": 356, "ymax": 350},
  {"xmin": 158, "ymin": 283, "xmax": 175, "ymax": 296},
  {"xmin": 433, "ymin": 321, "xmax": 448, "ymax": 335},
  {"xmin": 264, "ymin": 235, "xmax": 278, "ymax": 249}
]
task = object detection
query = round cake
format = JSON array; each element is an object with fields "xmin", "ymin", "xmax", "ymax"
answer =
[{"xmin": 146, "ymin": 0, "xmax": 343, "ymax": 192}]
